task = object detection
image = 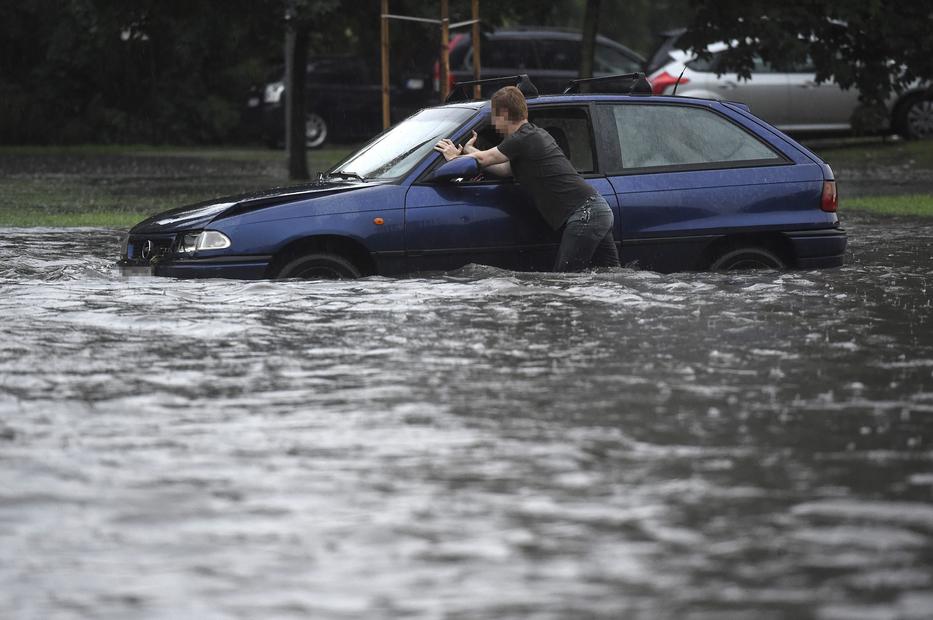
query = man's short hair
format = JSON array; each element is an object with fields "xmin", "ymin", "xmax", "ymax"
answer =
[{"xmin": 491, "ymin": 86, "xmax": 528, "ymax": 122}]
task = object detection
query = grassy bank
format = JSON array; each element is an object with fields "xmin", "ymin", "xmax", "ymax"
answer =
[
  {"xmin": 843, "ymin": 193, "xmax": 933, "ymax": 217},
  {"xmin": 808, "ymin": 136, "xmax": 933, "ymax": 170},
  {"xmin": 0, "ymin": 145, "xmax": 355, "ymax": 228},
  {"xmin": 1, "ymin": 139, "xmax": 932, "ymax": 227}
]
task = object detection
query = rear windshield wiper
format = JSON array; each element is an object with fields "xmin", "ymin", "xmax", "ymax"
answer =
[{"xmin": 325, "ymin": 170, "xmax": 366, "ymax": 182}]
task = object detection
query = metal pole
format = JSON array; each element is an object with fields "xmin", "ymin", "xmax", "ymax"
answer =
[
  {"xmin": 440, "ymin": 0, "xmax": 450, "ymax": 102},
  {"xmin": 381, "ymin": 0, "xmax": 390, "ymax": 130},
  {"xmin": 471, "ymin": 0, "xmax": 480, "ymax": 99}
]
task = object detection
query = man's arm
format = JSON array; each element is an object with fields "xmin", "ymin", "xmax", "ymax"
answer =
[
  {"xmin": 461, "ymin": 131, "xmax": 511, "ymax": 176},
  {"xmin": 434, "ymin": 135, "xmax": 512, "ymax": 177}
]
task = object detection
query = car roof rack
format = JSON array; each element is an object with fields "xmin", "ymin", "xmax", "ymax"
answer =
[
  {"xmin": 445, "ymin": 74, "xmax": 539, "ymax": 103},
  {"xmin": 562, "ymin": 72, "xmax": 653, "ymax": 95}
]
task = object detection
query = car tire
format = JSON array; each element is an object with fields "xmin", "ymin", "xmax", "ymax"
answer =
[
  {"xmin": 710, "ymin": 247, "xmax": 786, "ymax": 271},
  {"xmin": 894, "ymin": 93, "xmax": 933, "ymax": 140},
  {"xmin": 276, "ymin": 252, "xmax": 361, "ymax": 279},
  {"xmin": 305, "ymin": 113, "xmax": 328, "ymax": 149}
]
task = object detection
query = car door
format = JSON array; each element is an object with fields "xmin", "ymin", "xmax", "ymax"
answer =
[
  {"xmin": 594, "ymin": 101, "xmax": 803, "ymax": 272},
  {"xmin": 404, "ymin": 104, "xmax": 615, "ymax": 272},
  {"xmin": 723, "ymin": 56, "xmax": 792, "ymax": 126},
  {"xmin": 785, "ymin": 56, "xmax": 860, "ymax": 130}
]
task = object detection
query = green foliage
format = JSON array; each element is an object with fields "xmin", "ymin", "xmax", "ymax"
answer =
[
  {"xmin": 0, "ymin": 0, "xmax": 686, "ymax": 145},
  {"xmin": 682, "ymin": 0, "xmax": 933, "ymax": 107},
  {"xmin": 845, "ymin": 193, "xmax": 933, "ymax": 217}
]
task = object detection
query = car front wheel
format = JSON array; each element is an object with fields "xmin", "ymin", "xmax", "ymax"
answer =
[
  {"xmin": 710, "ymin": 247, "xmax": 786, "ymax": 271},
  {"xmin": 276, "ymin": 252, "xmax": 361, "ymax": 279},
  {"xmin": 305, "ymin": 113, "xmax": 328, "ymax": 149},
  {"xmin": 895, "ymin": 94, "xmax": 933, "ymax": 140}
]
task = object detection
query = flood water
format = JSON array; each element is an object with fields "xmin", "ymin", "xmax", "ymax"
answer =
[{"xmin": 1, "ymin": 213, "xmax": 932, "ymax": 619}]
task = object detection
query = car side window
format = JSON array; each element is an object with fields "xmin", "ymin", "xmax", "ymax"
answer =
[
  {"xmin": 528, "ymin": 107, "xmax": 597, "ymax": 173},
  {"xmin": 689, "ymin": 53, "xmax": 778, "ymax": 74},
  {"xmin": 594, "ymin": 44, "xmax": 641, "ymax": 74},
  {"xmin": 535, "ymin": 39, "xmax": 580, "ymax": 71},
  {"xmin": 602, "ymin": 104, "xmax": 783, "ymax": 172},
  {"xmin": 482, "ymin": 38, "xmax": 537, "ymax": 69}
]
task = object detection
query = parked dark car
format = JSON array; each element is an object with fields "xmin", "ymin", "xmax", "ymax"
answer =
[
  {"xmin": 120, "ymin": 76, "xmax": 846, "ymax": 280},
  {"xmin": 247, "ymin": 55, "xmax": 432, "ymax": 149},
  {"xmin": 439, "ymin": 27, "xmax": 645, "ymax": 96}
]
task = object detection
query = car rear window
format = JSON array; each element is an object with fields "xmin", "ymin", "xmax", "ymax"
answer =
[{"xmin": 601, "ymin": 103, "xmax": 783, "ymax": 172}]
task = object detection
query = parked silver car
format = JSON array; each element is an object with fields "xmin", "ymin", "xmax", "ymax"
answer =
[{"xmin": 648, "ymin": 41, "xmax": 933, "ymax": 139}]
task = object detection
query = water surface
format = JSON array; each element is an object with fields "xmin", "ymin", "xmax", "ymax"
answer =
[{"xmin": 1, "ymin": 214, "xmax": 932, "ymax": 619}]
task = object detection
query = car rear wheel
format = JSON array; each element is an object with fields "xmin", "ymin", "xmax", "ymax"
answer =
[
  {"xmin": 895, "ymin": 94, "xmax": 933, "ymax": 140},
  {"xmin": 305, "ymin": 113, "xmax": 328, "ymax": 149},
  {"xmin": 276, "ymin": 252, "xmax": 360, "ymax": 279},
  {"xmin": 710, "ymin": 247, "xmax": 786, "ymax": 271}
]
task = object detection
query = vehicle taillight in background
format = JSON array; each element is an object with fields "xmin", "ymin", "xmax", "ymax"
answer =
[
  {"xmin": 433, "ymin": 33, "xmax": 465, "ymax": 94},
  {"xmin": 649, "ymin": 70, "xmax": 688, "ymax": 95},
  {"xmin": 821, "ymin": 180, "xmax": 838, "ymax": 212}
]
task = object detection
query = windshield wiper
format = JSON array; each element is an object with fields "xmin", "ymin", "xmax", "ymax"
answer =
[{"xmin": 325, "ymin": 170, "xmax": 366, "ymax": 182}]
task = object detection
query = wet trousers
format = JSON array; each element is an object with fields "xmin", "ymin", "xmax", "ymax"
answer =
[{"xmin": 553, "ymin": 194, "xmax": 621, "ymax": 272}]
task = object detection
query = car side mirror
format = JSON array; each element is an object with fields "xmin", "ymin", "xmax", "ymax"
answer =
[{"xmin": 428, "ymin": 157, "xmax": 479, "ymax": 183}]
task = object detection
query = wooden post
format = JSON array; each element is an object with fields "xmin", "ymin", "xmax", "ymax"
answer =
[
  {"xmin": 579, "ymin": 0, "xmax": 601, "ymax": 83},
  {"xmin": 472, "ymin": 0, "xmax": 480, "ymax": 99},
  {"xmin": 285, "ymin": 4, "xmax": 309, "ymax": 180},
  {"xmin": 380, "ymin": 0, "xmax": 390, "ymax": 130},
  {"xmin": 440, "ymin": 0, "xmax": 450, "ymax": 101}
]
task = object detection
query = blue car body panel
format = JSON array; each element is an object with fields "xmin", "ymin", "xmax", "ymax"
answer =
[{"xmin": 120, "ymin": 93, "xmax": 845, "ymax": 279}]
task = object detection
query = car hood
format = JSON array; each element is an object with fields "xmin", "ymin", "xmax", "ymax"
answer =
[{"xmin": 129, "ymin": 180, "xmax": 377, "ymax": 234}]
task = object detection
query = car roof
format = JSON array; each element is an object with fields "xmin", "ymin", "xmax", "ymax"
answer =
[
  {"xmin": 453, "ymin": 27, "xmax": 645, "ymax": 61},
  {"xmin": 436, "ymin": 93, "xmax": 723, "ymax": 112}
]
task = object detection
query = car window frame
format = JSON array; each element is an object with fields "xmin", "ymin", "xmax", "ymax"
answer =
[
  {"xmin": 415, "ymin": 102, "xmax": 604, "ymax": 187},
  {"xmin": 594, "ymin": 101, "xmax": 793, "ymax": 176}
]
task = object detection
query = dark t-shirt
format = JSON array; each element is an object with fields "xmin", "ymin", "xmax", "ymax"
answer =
[{"xmin": 497, "ymin": 122, "xmax": 596, "ymax": 230}]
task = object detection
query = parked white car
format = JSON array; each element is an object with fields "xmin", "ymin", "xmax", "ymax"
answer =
[{"xmin": 648, "ymin": 41, "xmax": 933, "ymax": 139}]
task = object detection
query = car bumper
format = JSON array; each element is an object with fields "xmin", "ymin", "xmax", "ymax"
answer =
[
  {"xmin": 784, "ymin": 228, "xmax": 847, "ymax": 268},
  {"xmin": 117, "ymin": 255, "xmax": 273, "ymax": 280}
]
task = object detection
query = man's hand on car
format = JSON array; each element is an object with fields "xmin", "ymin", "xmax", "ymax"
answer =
[
  {"xmin": 433, "ymin": 138, "xmax": 462, "ymax": 161},
  {"xmin": 461, "ymin": 131, "xmax": 478, "ymax": 154}
]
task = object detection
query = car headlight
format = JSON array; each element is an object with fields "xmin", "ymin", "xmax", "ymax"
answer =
[
  {"xmin": 176, "ymin": 231, "xmax": 231, "ymax": 256},
  {"xmin": 264, "ymin": 81, "xmax": 284, "ymax": 104},
  {"xmin": 197, "ymin": 230, "xmax": 231, "ymax": 251}
]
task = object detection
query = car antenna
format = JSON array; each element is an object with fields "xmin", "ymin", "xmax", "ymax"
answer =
[{"xmin": 671, "ymin": 66, "xmax": 688, "ymax": 96}]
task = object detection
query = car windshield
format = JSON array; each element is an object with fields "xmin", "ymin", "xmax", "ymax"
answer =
[{"xmin": 329, "ymin": 107, "xmax": 477, "ymax": 180}]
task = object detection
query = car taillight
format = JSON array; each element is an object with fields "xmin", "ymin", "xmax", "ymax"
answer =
[
  {"xmin": 433, "ymin": 33, "xmax": 465, "ymax": 94},
  {"xmin": 432, "ymin": 62, "xmax": 458, "ymax": 93},
  {"xmin": 650, "ymin": 70, "xmax": 688, "ymax": 95},
  {"xmin": 821, "ymin": 180, "xmax": 838, "ymax": 212}
]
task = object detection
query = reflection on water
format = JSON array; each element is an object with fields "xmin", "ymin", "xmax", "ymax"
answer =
[{"xmin": 1, "ymin": 214, "xmax": 932, "ymax": 619}]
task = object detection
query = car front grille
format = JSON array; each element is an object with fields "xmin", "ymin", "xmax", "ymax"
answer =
[{"xmin": 126, "ymin": 234, "xmax": 176, "ymax": 264}]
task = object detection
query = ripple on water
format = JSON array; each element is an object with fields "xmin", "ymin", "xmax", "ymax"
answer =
[{"xmin": 1, "ymin": 223, "xmax": 932, "ymax": 619}]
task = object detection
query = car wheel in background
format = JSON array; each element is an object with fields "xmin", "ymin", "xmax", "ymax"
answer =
[
  {"xmin": 710, "ymin": 247, "xmax": 786, "ymax": 271},
  {"xmin": 305, "ymin": 113, "xmax": 328, "ymax": 148},
  {"xmin": 276, "ymin": 252, "xmax": 361, "ymax": 279},
  {"xmin": 894, "ymin": 94, "xmax": 933, "ymax": 140}
]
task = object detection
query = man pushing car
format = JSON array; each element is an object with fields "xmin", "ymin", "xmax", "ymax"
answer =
[{"xmin": 433, "ymin": 85, "xmax": 620, "ymax": 272}]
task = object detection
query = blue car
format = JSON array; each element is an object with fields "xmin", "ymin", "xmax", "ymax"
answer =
[{"xmin": 119, "ymin": 76, "xmax": 846, "ymax": 279}]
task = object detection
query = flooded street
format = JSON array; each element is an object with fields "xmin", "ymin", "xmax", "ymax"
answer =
[{"xmin": 1, "ymin": 214, "xmax": 932, "ymax": 619}]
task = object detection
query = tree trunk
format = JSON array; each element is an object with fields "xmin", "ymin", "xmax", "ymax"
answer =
[
  {"xmin": 285, "ymin": 22, "xmax": 309, "ymax": 180},
  {"xmin": 579, "ymin": 0, "xmax": 601, "ymax": 84}
]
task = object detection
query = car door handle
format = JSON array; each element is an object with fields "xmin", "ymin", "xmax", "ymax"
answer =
[
  {"xmin": 798, "ymin": 81, "xmax": 818, "ymax": 89},
  {"xmin": 719, "ymin": 81, "xmax": 738, "ymax": 90}
]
